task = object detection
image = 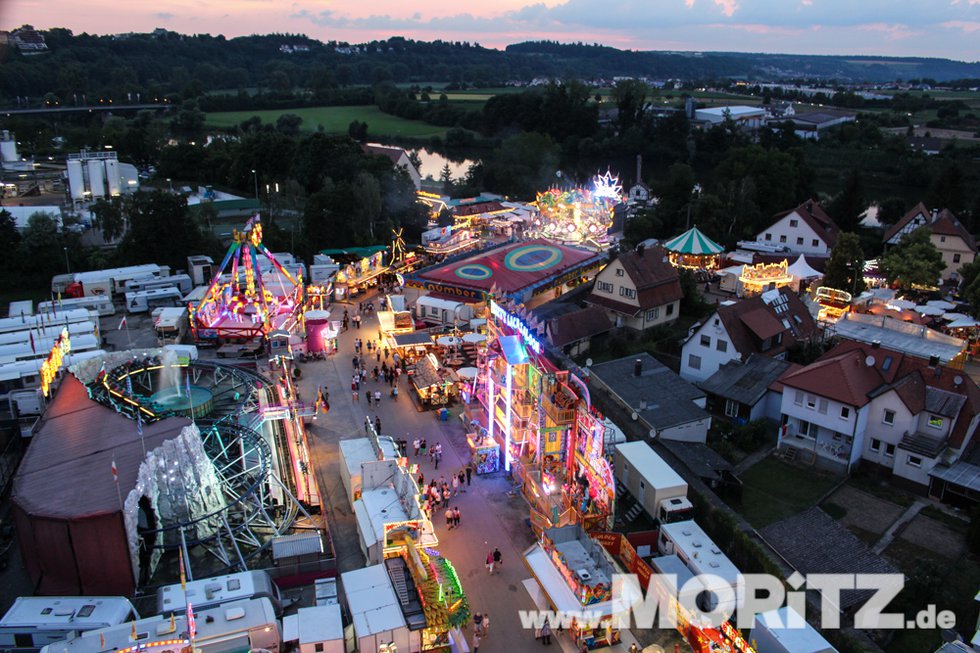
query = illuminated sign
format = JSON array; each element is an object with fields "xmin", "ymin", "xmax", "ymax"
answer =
[
  {"xmin": 40, "ymin": 328, "xmax": 71, "ymax": 397},
  {"xmin": 490, "ymin": 301, "xmax": 542, "ymax": 354}
]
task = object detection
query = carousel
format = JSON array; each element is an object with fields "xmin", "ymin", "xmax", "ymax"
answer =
[
  {"xmin": 529, "ymin": 172, "xmax": 622, "ymax": 249},
  {"xmin": 662, "ymin": 226, "xmax": 724, "ymax": 272}
]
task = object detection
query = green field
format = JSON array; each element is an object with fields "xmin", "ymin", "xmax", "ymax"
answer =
[
  {"xmin": 206, "ymin": 105, "xmax": 449, "ymax": 138},
  {"xmin": 731, "ymin": 457, "xmax": 840, "ymax": 527}
]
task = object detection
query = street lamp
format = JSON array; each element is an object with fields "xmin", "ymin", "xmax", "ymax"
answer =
[
  {"xmin": 251, "ymin": 169, "xmax": 258, "ymax": 201},
  {"xmin": 63, "ymin": 247, "xmax": 70, "ymax": 274},
  {"xmin": 166, "ymin": 177, "xmax": 173, "ymax": 193}
]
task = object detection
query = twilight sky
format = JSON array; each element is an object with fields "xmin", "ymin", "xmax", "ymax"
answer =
[{"xmin": 3, "ymin": 0, "xmax": 979, "ymax": 60}]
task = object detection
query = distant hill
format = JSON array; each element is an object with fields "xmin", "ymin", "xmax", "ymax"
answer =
[{"xmin": 1, "ymin": 30, "xmax": 978, "ymax": 104}]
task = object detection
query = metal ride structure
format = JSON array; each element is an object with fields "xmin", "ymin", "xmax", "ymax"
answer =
[
  {"xmin": 190, "ymin": 215, "xmax": 305, "ymax": 342},
  {"xmin": 530, "ymin": 170, "xmax": 623, "ymax": 249},
  {"xmin": 87, "ymin": 353, "xmax": 313, "ymax": 579}
]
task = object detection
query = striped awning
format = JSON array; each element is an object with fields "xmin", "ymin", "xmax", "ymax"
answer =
[{"xmin": 662, "ymin": 227, "xmax": 724, "ymax": 256}]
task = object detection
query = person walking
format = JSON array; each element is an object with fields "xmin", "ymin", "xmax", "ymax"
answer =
[
  {"xmin": 434, "ymin": 447, "xmax": 441, "ymax": 470},
  {"xmin": 445, "ymin": 507, "xmax": 454, "ymax": 530},
  {"xmin": 458, "ymin": 470, "xmax": 466, "ymax": 493},
  {"xmin": 413, "ymin": 438, "xmax": 421, "ymax": 457},
  {"xmin": 374, "ymin": 390, "xmax": 381, "ymax": 405},
  {"xmin": 419, "ymin": 439, "xmax": 427, "ymax": 458},
  {"xmin": 451, "ymin": 474, "xmax": 459, "ymax": 496},
  {"xmin": 482, "ymin": 613, "xmax": 490, "ymax": 636},
  {"xmin": 628, "ymin": 644, "xmax": 638, "ymax": 653},
  {"xmin": 492, "ymin": 548, "xmax": 502, "ymax": 573},
  {"xmin": 539, "ymin": 619, "xmax": 551, "ymax": 645},
  {"xmin": 452, "ymin": 506, "xmax": 460, "ymax": 528},
  {"xmin": 366, "ymin": 391, "xmax": 372, "ymax": 407},
  {"xmin": 442, "ymin": 486, "xmax": 450, "ymax": 508},
  {"xmin": 374, "ymin": 416, "xmax": 381, "ymax": 434},
  {"xmin": 486, "ymin": 550, "xmax": 494, "ymax": 575},
  {"xmin": 473, "ymin": 613, "xmax": 484, "ymax": 637},
  {"xmin": 466, "ymin": 464, "xmax": 473, "ymax": 486},
  {"xmin": 471, "ymin": 632, "xmax": 480, "ymax": 653}
]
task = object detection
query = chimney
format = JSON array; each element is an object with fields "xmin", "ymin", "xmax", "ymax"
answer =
[
  {"xmin": 805, "ymin": 200, "xmax": 813, "ymax": 214},
  {"xmin": 931, "ymin": 208, "xmax": 939, "ymax": 221},
  {"xmin": 636, "ymin": 154, "xmax": 643, "ymax": 186},
  {"xmin": 634, "ymin": 358, "xmax": 642, "ymax": 377},
  {"xmin": 928, "ymin": 355, "xmax": 940, "ymax": 367},
  {"xmin": 636, "ymin": 243, "xmax": 646, "ymax": 256},
  {"xmin": 871, "ymin": 340, "xmax": 880, "ymax": 349}
]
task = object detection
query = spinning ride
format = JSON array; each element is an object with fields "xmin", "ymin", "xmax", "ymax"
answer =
[
  {"xmin": 191, "ymin": 216, "xmax": 304, "ymax": 342},
  {"xmin": 531, "ymin": 172, "xmax": 622, "ymax": 248}
]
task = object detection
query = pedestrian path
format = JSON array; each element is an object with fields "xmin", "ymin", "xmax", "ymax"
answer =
[
  {"xmin": 295, "ymin": 292, "xmax": 654, "ymax": 653},
  {"xmin": 871, "ymin": 498, "xmax": 927, "ymax": 555}
]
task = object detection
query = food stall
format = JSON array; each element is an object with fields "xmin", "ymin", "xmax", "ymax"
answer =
[
  {"xmin": 738, "ymin": 260, "xmax": 793, "ymax": 297},
  {"xmin": 410, "ymin": 353, "xmax": 459, "ymax": 408},
  {"xmin": 466, "ymin": 431, "xmax": 500, "ymax": 475},
  {"xmin": 392, "ymin": 332, "xmax": 435, "ymax": 366},
  {"xmin": 378, "ymin": 310, "xmax": 416, "ymax": 338}
]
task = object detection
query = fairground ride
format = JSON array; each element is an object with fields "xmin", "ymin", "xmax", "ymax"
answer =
[
  {"xmin": 190, "ymin": 215, "xmax": 305, "ymax": 342},
  {"xmin": 530, "ymin": 171, "xmax": 622, "ymax": 249},
  {"xmin": 79, "ymin": 350, "xmax": 321, "ymax": 581}
]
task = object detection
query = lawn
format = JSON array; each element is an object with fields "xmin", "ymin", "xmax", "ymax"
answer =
[
  {"xmin": 732, "ymin": 456, "xmax": 841, "ymax": 527},
  {"xmin": 205, "ymin": 105, "xmax": 449, "ymax": 138}
]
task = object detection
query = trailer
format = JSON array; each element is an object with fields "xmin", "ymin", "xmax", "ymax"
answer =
[
  {"xmin": 415, "ymin": 295, "xmax": 474, "ymax": 327},
  {"xmin": 126, "ymin": 274, "xmax": 192, "ymax": 296},
  {"xmin": 38, "ymin": 295, "xmax": 114, "ymax": 318},
  {"xmin": 0, "ymin": 596, "xmax": 138, "ymax": 653},
  {"xmin": 0, "ymin": 321, "xmax": 98, "ymax": 347},
  {"xmin": 0, "ymin": 334, "xmax": 100, "ymax": 366},
  {"xmin": 282, "ymin": 605, "xmax": 343, "ymax": 653},
  {"xmin": 7, "ymin": 301, "xmax": 32, "ymax": 319},
  {"xmin": 186, "ymin": 255, "xmax": 214, "ymax": 287},
  {"xmin": 0, "ymin": 309, "xmax": 94, "ymax": 337},
  {"xmin": 157, "ymin": 571, "xmax": 283, "ymax": 617},
  {"xmin": 614, "ymin": 441, "xmax": 693, "ymax": 524},
  {"xmin": 64, "ymin": 264, "xmax": 167, "ymax": 298},
  {"xmin": 125, "ymin": 288, "xmax": 183, "ymax": 313},
  {"xmin": 153, "ymin": 307, "xmax": 188, "ymax": 345}
]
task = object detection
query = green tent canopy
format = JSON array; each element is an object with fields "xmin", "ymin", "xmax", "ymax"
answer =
[
  {"xmin": 662, "ymin": 227, "xmax": 724, "ymax": 255},
  {"xmin": 319, "ymin": 245, "xmax": 388, "ymax": 258}
]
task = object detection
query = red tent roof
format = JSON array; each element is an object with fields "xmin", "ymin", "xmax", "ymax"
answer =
[{"xmin": 415, "ymin": 239, "xmax": 601, "ymax": 296}]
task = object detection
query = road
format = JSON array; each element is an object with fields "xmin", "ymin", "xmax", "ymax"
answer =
[{"xmin": 290, "ymin": 289, "xmax": 652, "ymax": 653}]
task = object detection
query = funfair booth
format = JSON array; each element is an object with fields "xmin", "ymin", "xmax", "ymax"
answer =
[
  {"xmin": 530, "ymin": 172, "xmax": 623, "ymax": 249},
  {"xmin": 466, "ymin": 300, "xmax": 615, "ymax": 534},
  {"xmin": 663, "ymin": 227, "xmax": 724, "ymax": 271},
  {"xmin": 523, "ymin": 525, "xmax": 626, "ymax": 650},
  {"xmin": 738, "ymin": 260, "xmax": 794, "ymax": 297},
  {"xmin": 190, "ymin": 216, "xmax": 304, "ymax": 344}
]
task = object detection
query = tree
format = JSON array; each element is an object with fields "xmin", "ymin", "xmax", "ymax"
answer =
[
  {"xmin": 19, "ymin": 212, "xmax": 64, "ymax": 277},
  {"xmin": 828, "ymin": 169, "xmax": 865, "ymax": 232},
  {"xmin": 612, "ymin": 79, "xmax": 647, "ymax": 133},
  {"xmin": 90, "ymin": 197, "xmax": 127, "ymax": 242},
  {"xmin": 879, "ymin": 228, "xmax": 945, "ymax": 289},
  {"xmin": 439, "ymin": 164, "xmax": 454, "ymax": 195},
  {"xmin": 0, "ymin": 210, "xmax": 22, "ymax": 286},
  {"xmin": 823, "ymin": 232, "xmax": 866, "ymax": 295},
  {"xmin": 275, "ymin": 113, "xmax": 303, "ymax": 136},
  {"xmin": 117, "ymin": 191, "xmax": 205, "ymax": 270},
  {"xmin": 347, "ymin": 120, "xmax": 368, "ymax": 142}
]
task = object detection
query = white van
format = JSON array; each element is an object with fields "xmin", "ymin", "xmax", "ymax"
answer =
[
  {"xmin": 0, "ymin": 597, "xmax": 138, "ymax": 653},
  {"xmin": 415, "ymin": 295, "xmax": 474, "ymax": 327}
]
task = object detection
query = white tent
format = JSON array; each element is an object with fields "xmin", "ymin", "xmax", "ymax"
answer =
[
  {"xmin": 927, "ymin": 300, "xmax": 957, "ymax": 310},
  {"xmin": 948, "ymin": 317, "xmax": 979, "ymax": 329},
  {"xmin": 916, "ymin": 305, "xmax": 944, "ymax": 316},
  {"xmin": 787, "ymin": 255, "xmax": 822, "ymax": 289}
]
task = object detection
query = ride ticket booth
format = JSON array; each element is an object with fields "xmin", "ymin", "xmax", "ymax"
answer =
[
  {"xmin": 523, "ymin": 524, "xmax": 626, "ymax": 650},
  {"xmin": 466, "ymin": 431, "xmax": 500, "ymax": 475}
]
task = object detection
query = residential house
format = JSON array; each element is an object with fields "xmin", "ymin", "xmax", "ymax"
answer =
[
  {"xmin": 361, "ymin": 143, "xmax": 421, "ymax": 190},
  {"xmin": 586, "ymin": 244, "xmax": 683, "ymax": 331},
  {"xmin": 588, "ymin": 353, "xmax": 711, "ymax": 443},
  {"xmin": 544, "ymin": 305, "xmax": 612, "ymax": 357},
  {"xmin": 10, "ymin": 28, "xmax": 47, "ymax": 54},
  {"xmin": 775, "ymin": 340, "xmax": 980, "ymax": 487},
  {"xmin": 882, "ymin": 203, "xmax": 976, "ymax": 280},
  {"xmin": 679, "ymin": 286, "xmax": 817, "ymax": 383},
  {"xmin": 698, "ymin": 354, "xmax": 799, "ymax": 424},
  {"xmin": 694, "ymin": 106, "xmax": 767, "ymax": 129},
  {"xmin": 755, "ymin": 200, "xmax": 840, "ymax": 256}
]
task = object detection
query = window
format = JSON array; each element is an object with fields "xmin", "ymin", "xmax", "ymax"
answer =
[
  {"xmin": 806, "ymin": 394, "xmax": 817, "ymax": 409},
  {"xmin": 954, "ymin": 254, "xmax": 961, "ymax": 264},
  {"xmin": 315, "ymin": 645, "xmax": 324, "ymax": 653},
  {"xmin": 907, "ymin": 455, "xmax": 922, "ymax": 468},
  {"xmin": 798, "ymin": 420, "xmax": 815, "ymax": 439},
  {"xmin": 597, "ymin": 281, "xmax": 613, "ymax": 293},
  {"xmin": 764, "ymin": 233, "xmax": 772, "ymax": 241},
  {"xmin": 794, "ymin": 390, "xmax": 804, "ymax": 406},
  {"xmin": 13, "ymin": 635, "xmax": 32, "ymax": 649},
  {"xmin": 688, "ymin": 354, "xmax": 702, "ymax": 370},
  {"xmin": 818, "ymin": 398, "xmax": 828, "ymax": 414},
  {"xmin": 700, "ymin": 335, "xmax": 711, "ymax": 347},
  {"xmin": 716, "ymin": 340, "xmax": 728, "ymax": 352},
  {"xmin": 885, "ymin": 443, "xmax": 896, "ymax": 457},
  {"xmin": 840, "ymin": 406, "xmax": 850, "ymax": 420},
  {"xmin": 615, "ymin": 268, "xmax": 625, "ymax": 276},
  {"xmin": 646, "ymin": 308, "xmax": 659, "ymax": 321},
  {"xmin": 790, "ymin": 219, "xmax": 798, "ymax": 227},
  {"xmin": 619, "ymin": 287, "xmax": 637, "ymax": 299},
  {"xmin": 796, "ymin": 237, "xmax": 804, "ymax": 246},
  {"xmin": 883, "ymin": 409, "xmax": 895, "ymax": 425},
  {"xmin": 812, "ymin": 239, "xmax": 819, "ymax": 247},
  {"xmin": 666, "ymin": 303, "xmax": 675, "ymax": 316},
  {"xmin": 779, "ymin": 235, "xmax": 787, "ymax": 243},
  {"xmin": 725, "ymin": 399, "xmax": 739, "ymax": 418},
  {"xmin": 870, "ymin": 438, "xmax": 881, "ymax": 453},
  {"xmin": 928, "ymin": 415, "xmax": 943, "ymax": 429},
  {"xmin": 940, "ymin": 236, "xmax": 946, "ymax": 243}
]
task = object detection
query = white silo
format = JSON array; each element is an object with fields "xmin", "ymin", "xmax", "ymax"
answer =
[
  {"xmin": 105, "ymin": 158, "xmax": 121, "ymax": 196},
  {"xmin": 0, "ymin": 131, "xmax": 17, "ymax": 163},
  {"xmin": 87, "ymin": 158, "xmax": 106, "ymax": 198},
  {"xmin": 67, "ymin": 159, "xmax": 85, "ymax": 201}
]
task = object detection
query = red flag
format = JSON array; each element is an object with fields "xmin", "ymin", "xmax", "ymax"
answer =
[
  {"xmin": 29, "ymin": 331, "xmax": 35, "ymax": 354},
  {"xmin": 117, "ymin": 316, "xmax": 127, "ymax": 331},
  {"xmin": 111, "ymin": 458, "xmax": 118, "ymax": 482},
  {"xmin": 187, "ymin": 603, "xmax": 196, "ymax": 640}
]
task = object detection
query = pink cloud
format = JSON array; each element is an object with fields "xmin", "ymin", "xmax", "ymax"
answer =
[
  {"xmin": 941, "ymin": 20, "xmax": 980, "ymax": 32},
  {"xmin": 714, "ymin": 0, "xmax": 738, "ymax": 16},
  {"xmin": 716, "ymin": 22, "xmax": 805, "ymax": 36},
  {"xmin": 859, "ymin": 22, "xmax": 917, "ymax": 40}
]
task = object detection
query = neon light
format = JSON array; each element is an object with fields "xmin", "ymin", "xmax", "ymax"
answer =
[
  {"xmin": 490, "ymin": 301, "xmax": 542, "ymax": 354},
  {"xmin": 40, "ymin": 327, "xmax": 71, "ymax": 397},
  {"xmin": 487, "ymin": 373, "xmax": 494, "ymax": 448},
  {"xmin": 505, "ymin": 363, "xmax": 512, "ymax": 472}
]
